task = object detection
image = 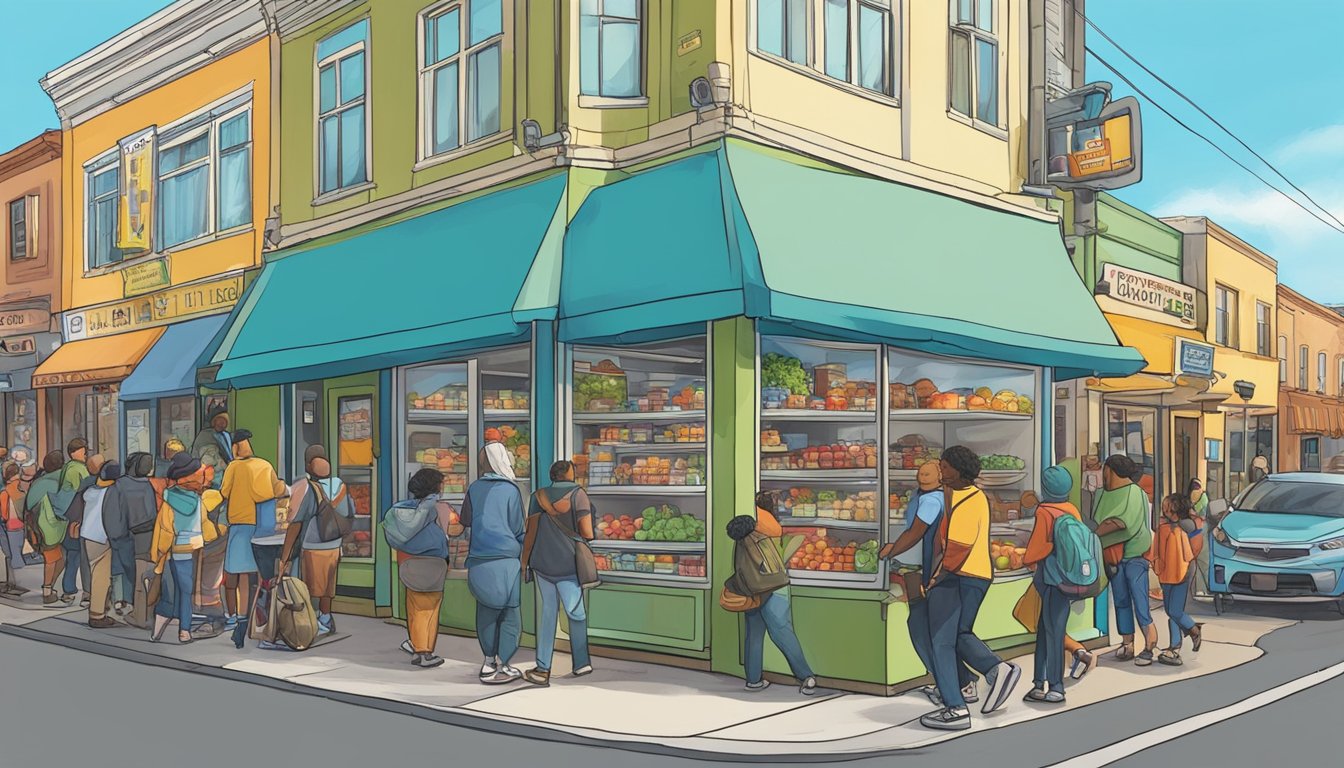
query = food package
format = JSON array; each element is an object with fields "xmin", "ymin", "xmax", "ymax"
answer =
[{"xmin": 813, "ymin": 364, "xmax": 848, "ymax": 397}]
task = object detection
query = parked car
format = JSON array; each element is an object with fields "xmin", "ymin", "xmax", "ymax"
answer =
[{"xmin": 1209, "ymin": 473, "xmax": 1344, "ymax": 614}]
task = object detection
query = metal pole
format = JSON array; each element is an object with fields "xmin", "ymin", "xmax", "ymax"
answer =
[{"xmin": 1028, "ymin": 0, "xmax": 1048, "ymax": 186}]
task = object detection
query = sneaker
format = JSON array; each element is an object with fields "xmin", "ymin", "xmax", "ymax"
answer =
[
  {"xmin": 1040, "ymin": 690, "xmax": 1066, "ymax": 704},
  {"xmin": 223, "ymin": 614, "xmax": 240, "ymax": 630},
  {"xmin": 962, "ymin": 680, "xmax": 980, "ymax": 704},
  {"xmin": 87, "ymin": 616, "xmax": 117, "ymax": 629},
  {"xmin": 412, "ymin": 653, "xmax": 445, "ymax": 669},
  {"xmin": 523, "ymin": 667, "xmax": 551, "ymax": 686},
  {"xmin": 1158, "ymin": 649, "xmax": 1183, "ymax": 667},
  {"xmin": 571, "ymin": 664, "xmax": 594, "ymax": 677},
  {"xmin": 400, "ymin": 640, "xmax": 416, "ymax": 655},
  {"xmin": 316, "ymin": 621, "xmax": 333, "ymax": 636},
  {"xmin": 800, "ymin": 677, "xmax": 818, "ymax": 696},
  {"xmin": 1023, "ymin": 686, "xmax": 1048, "ymax": 703},
  {"xmin": 490, "ymin": 665, "xmax": 523, "ymax": 684},
  {"xmin": 744, "ymin": 679, "xmax": 771, "ymax": 692},
  {"xmin": 479, "ymin": 659, "xmax": 499, "ymax": 681},
  {"xmin": 982, "ymin": 662, "xmax": 1021, "ymax": 715},
  {"xmin": 257, "ymin": 639, "xmax": 289, "ymax": 651},
  {"xmin": 60, "ymin": 593, "xmax": 76, "ymax": 604},
  {"xmin": 918, "ymin": 685, "xmax": 943, "ymax": 706},
  {"xmin": 80, "ymin": 595, "xmax": 90, "ymax": 608},
  {"xmin": 1070, "ymin": 649, "xmax": 1098, "ymax": 680},
  {"xmin": 1135, "ymin": 649, "xmax": 1155, "ymax": 667},
  {"xmin": 920, "ymin": 707, "xmax": 971, "ymax": 731}
]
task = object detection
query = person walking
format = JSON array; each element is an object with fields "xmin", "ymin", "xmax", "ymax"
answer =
[
  {"xmin": 78, "ymin": 461, "xmax": 121, "ymax": 628},
  {"xmin": 151, "ymin": 453, "xmax": 210, "ymax": 644},
  {"xmin": 1153, "ymin": 493, "xmax": 1204, "ymax": 666},
  {"xmin": 1021, "ymin": 466, "xmax": 1084, "ymax": 704},
  {"xmin": 921, "ymin": 446, "xmax": 1022, "ymax": 731},
  {"xmin": 192, "ymin": 406, "xmax": 232, "ymax": 489},
  {"xmin": 24, "ymin": 451, "xmax": 70, "ymax": 604},
  {"xmin": 521, "ymin": 460, "xmax": 595, "ymax": 686},
  {"xmin": 384, "ymin": 468, "xmax": 457, "ymax": 669},
  {"xmin": 220, "ymin": 428, "xmax": 287, "ymax": 640},
  {"xmin": 1188, "ymin": 479, "xmax": 1210, "ymax": 597},
  {"xmin": 58, "ymin": 440, "xmax": 94, "ymax": 606},
  {"xmin": 110, "ymin": 453, "xmax": 159, "ymax": 628},
  {"xmin": 462, "ymin": 442, "xmax": 526, "ymax": 685},
  {"xmin": 0, "ymin": 462, "xmax": 29, "ymax": 597},
  {"xmin": 729, "ymin": 491, "xmax": 818, "ymax": 695},
  {"xmin": 1093, "ymin": 454, "xmax": 1158, "ymax": 666},
  {"xmin": 278, "ymin": 445, "xmax": 354, "ymax": 636}
]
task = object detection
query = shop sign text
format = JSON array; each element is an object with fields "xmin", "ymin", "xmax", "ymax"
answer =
[
  {"xmin": 122, "ymin": 258, "xmax": 170, "ymax": 297},
  {"xmin": 63, "ymin": 274, "xmax": 242, "ymax": 341},
  {"xmin": 0, "ymin": 307, "xmax": 50, "ymax": 334},
  {"xmin": 1177, "ymin": 338, "xmax": 1215, "ymax": 379},
  {"xmin": 1100, "ymin": 263, "xmax": 1196, "ymax": 327},
  {"xmin": 0, "ymin": 336, "xmax": 36, "ymax": 355}
]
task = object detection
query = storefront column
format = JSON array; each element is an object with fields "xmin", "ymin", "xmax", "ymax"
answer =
[
  {"xmin": 531, "ymin": 321, "xmax": 557, "ymax": 483},
  {"xmin": 376, "ymin": 368, "xmax": 394, "ymax": 611},
  {"xmin": 709, "ymin": 317, "xmax": 753, "ymax": 676}
]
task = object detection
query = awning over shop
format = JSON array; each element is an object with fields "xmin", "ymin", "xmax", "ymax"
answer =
[
  {"xmin": 1085, "ymin": 373, "xmax": 1176, "ymax": 396},
  {"xmin": 212, "ymin": 173, "xmax": 567, "ymax": 388},
  {"xmin": 1285, "ymin": 390, "xmax": 1344, "ymax": 438},
  {"xmin": 1103, "ymin": 314, "xmax": 1206, "ymax": 376},
  {"xmin": 31, "ymin": 327, "xmax": 163, "ymax": 388},
  {"xmin": 561, "ymin": 139, "xmax": 1144, "ymax": 379},
  {"xmin": 0, "ymin": 332, "xmax": 62, "ymax": 393},
  {"xmin": 119, "ymin": 315, "xmax": 228, "ymax": 401}
]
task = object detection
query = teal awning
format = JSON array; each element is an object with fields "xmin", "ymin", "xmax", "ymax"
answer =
[
  {"xmin": 561, "ymin": 140, "xmax": 1143, "ymax": 379},
  {"xmin": 212, "ymin": 174, "xmax": 567, "ymax": 388}
]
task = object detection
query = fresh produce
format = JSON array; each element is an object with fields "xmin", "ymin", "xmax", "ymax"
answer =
[
  {"xmin": 785, "ymin": 528, "xmax": 879, "ymax": 574},
  {"xmin": 574, "ymin": 360, "xmax": 629, "ymax": 411},
  {"xmin": 481, "ymin": 389, "xmax": 529, "ymax": 410},
  {"xmin": 761, "ymin": 353, "xmax": 810, "ymax": 396},
  {"xmin": 981, "ymin": 454, "xmax": 1026, "ymax": 471},
  {"xmin": 408, "ymin": 386, "xmax": 468, "ymax": 412},
  {"xmin": 771, "ymin": 440, "xmax": 879, "ymax": 471},
  {"xmin": 888, "ymin": 378, "xmax": 1034, "ymax": 414},
  {"xmin": 635, "ymin": 505, "xmax": 706, "ymax": 542},
  {"xmin": 854, "ymin": 540, "xmax": 880, "ymax": 573},
  {"xmin": 990, "ymin": 540, "xmax": 1028, "ymax": 571}
]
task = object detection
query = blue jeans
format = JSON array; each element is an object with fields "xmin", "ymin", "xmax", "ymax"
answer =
[
  {"xmin": 1033, "ymin": 577, "xmax": 1071, "ymax": 688},
  {"xmin": 1162, "ymin": 579, "xmax": 1196, "ymax": 648},
  {"xmin": 62, "ymin": 536, "xmax": 88, "ymax": 595},
  {"xmin": 928, "ymin": 573, "xmax": 1001, "ymax": 708},
  {"xmin": 156, "ymin": 558, "xmax": 195, "ymax": 628},
  {"xmin": 535, "ymin": 575, "xmax": 590, "ymax": 672},
  {"xmin": 908, "ymin": 596, "xmax": 972, "ymax": 689},
  {"xmin": 476, "ymin": 603, "xmax": 521, "ymax": 664},
  {"xmin": 111, "ymin": 538, "xmax": 136, "ymax": 601},
  {"xmin": 744, "ymin": 590, "xmax": 814, "ymax": 684},
  {"xmin": 1110, "ymin": 557, "xmax": 1154, "ymax": 636}
]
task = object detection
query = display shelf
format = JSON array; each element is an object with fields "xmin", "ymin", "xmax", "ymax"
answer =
[
  {"xmin": 573, "ymin": 410, "xmax": 706, "ymax": 424},
  {"xmin": 777, "ymin": 517, "xmax": 879, "ymax": 531},
  {"xmin": 760, "ymin": 469, "xmax": 877, "ymax": 481},
  {"xmin": 594, "ymin": 571, "xmax": 710, "ymax": 586},
  {"xmin": 608, "ymin": 441, "xmax": 706, "ymax": 454},
  {"xmin": 889, "ymin": 409, "xmax": 1033, "ymax": 422},
  {"xmin": 407, "ymin": 409, "xmax": 469, "ymax": 422},
  {"xmin": 787, "ymin": 570, "xmax": 882, "ymax": 584},
  {"xmin": 583, "ymin": 485, "xmax": 707, "ymax": 496},
  {"xmin": 992, "ymin": 568, "xmax": 1033, "ymax": 582},
  {"xmin": 591, "ymin": 539, "xmax": 706, "ymax": 553},
  {"xmin": 760, "ymin": 409, "xmax": 877, "ymax": 422},
  {"xmin": 888, "ymin": 469, "xmax": 1027, "ymax": 485},
  {"xmin": 483, "ymin": 409, "xmax": 530, "ymax": 420}
]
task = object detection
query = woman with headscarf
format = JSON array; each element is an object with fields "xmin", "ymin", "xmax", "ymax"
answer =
[{"xmin": 461, "ymin": 441, "xmax": 526, "ymax": 685}]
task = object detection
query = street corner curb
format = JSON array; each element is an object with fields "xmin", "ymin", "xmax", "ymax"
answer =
[{"xmin": 0, "ymin": 622, "xmax": 890, "ymax": 764}]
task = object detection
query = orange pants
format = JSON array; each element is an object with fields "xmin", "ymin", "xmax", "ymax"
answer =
[
  {"xmin": 406, "ymin": 589, "xmax": 443, "ymax": 654},
  {"xmin": 1014, "ymin": 582, "xmax": 1085, "ymax": 655}
]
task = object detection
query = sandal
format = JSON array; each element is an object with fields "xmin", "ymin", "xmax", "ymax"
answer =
[
  {"xmin": 1158, "ymin": 649, "xmax": 1183, "ymax": 666},
  {"xmin": 178, "ymin": 631, "xmax": 194, "ymax": 645},
  {"xmin": 1113, "ymin": 644, "xmax": 1135, "ymax": 662},
  {"xmin": 1188, "ymin": 623, "xmax": 1204, "ymax": 652}
]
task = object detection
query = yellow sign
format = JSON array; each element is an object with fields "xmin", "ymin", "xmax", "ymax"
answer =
[
  {"xmin": 64, "ymin": 273, "xmax": 243, "ymax": 341},
  {"xmin": 1068, "ymin": 138, "xmax": 1114, "ymax": 177},
  {"xmin": 122, "ymin": 259, "xmax": 171, "ymax": 297},
  {"xmin": 678, "ymin": 30, "xmax": 702, "ymax": 56},
  {"xmin": 117, "ymin": 127, "xmax": 156, "ymax": 252}
]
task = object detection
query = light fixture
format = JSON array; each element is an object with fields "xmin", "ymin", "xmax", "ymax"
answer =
[{"xmin": 521, "ymin": 119, "xmax": 566, "ymax": 154}]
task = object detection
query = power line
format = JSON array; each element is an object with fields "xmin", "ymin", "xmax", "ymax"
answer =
[
  {"xmin": 1082, "ymin": 14, "xmax": 1344, "ymax": 234},
  {"xmin": 1085, "ymin": 47, "xmax": 1344, "ymax": 238}
]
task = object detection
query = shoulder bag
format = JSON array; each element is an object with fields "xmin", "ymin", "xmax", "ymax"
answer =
[
  {"xmin": 311, "ymin": 480, "xmax": 353, "ymax": 543},
  {"xmin": 531, "ymin": 489, "xmax": 600, "ymax": 589}
]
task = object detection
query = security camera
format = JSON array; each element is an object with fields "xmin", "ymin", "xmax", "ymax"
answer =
[{"xmin": 1233, "ymin": 380, "xmax": 1255, "ymax": 401}]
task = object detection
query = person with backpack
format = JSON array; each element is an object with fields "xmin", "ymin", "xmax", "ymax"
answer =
[
  {"xmin": 1021, "ymin": 466, "xmax": 1091, "ymax": 703},
  {"xmin": 58, "ymin": 441, "xmax": 95, "ymax": 606},
  {"xmin": 150, "ymin": 453, "xmax": 211, "ymax": 644},
  {"xmin": 0, "ymin": 462, "xmax": 29, "ymax": 597},
  {"xmin": 220, "ymin": 428, "xmax": 288, "ymax": 638},
  {"xmin": 384, "ymin": 468, "xmax": 458, "ymax": 669},
  {"xmin": 1152, "ymin": 493, "xmax": 1204, "ymax": 666},
  {"xmin": 1093, "ymin": 454, "xmax": 1157, "ymax": 666},
  {"xmin": 25, "ymin": 451, "xmax": 73, "ymax": 605},
  {"xmin": 521, "ymin": 460, "xmax": 596, "ymax": 687},
  {"xmin": 726, "ymin": 491, "xmax": 818, "ymax": 696},
  {"xmin": 278, "ymin": 445, "xmax": 355, "ymax": 636},
  {"xmin": 110, "ymin": 453, "xmax": 159, "ymax": 628},
  {"xmin": 462, "ymin": 442, "xmax": 526, "ymax": 684}
]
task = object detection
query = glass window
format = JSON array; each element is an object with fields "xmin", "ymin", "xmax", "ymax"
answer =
[
  {"xmin": 1338, "ymin": 358, "xmax": 1343, "ymax": 397},
  {"xmin": 159, "ymin": 131, "xmax": 210, "ymax": 248},
  {"xmin": 420, "ymin": 2, "xmax": 504, "ymax": 158},
  {"xmin": 64, "ymin": 386, "xmax": 120, "ymax": 463},
  {"xmin": 217, "ymin": 113, "xmax": 252, "ymax": 231},
  {"xmin": 950, "ymin": 0, "xmax": 999, "ymax": 125},
  {"xmin": 8, "ymin": 196, "xmax": 32, "ymax": 261},
  {"xmin": 1256, "ymin": 302, "xmax": 1271, "ymax": 357},
  {"xmin": 317, "ymin": 21, "xmax": 370, "ymax": 194},
  {"xmin": 337, "ymin": 395, "xmax": 375, "ymax": 558},
  {"xmin": 87, "ymin": 163, "xmax": 122, "ymax": 268},
  {"xmin": 1319, "ymin": 352, "xmax": 1328, "ymax": 394},
  {"xmin": 159, "ymin": 396, "xmax": 197, "ymax": 454},
  {"xmin": 153, "ymin": 107, "xmax": 252, "ymax": 249},
  {"xmin": 856, "ymin": 2, "xmax": 891, "ymax": 94},
  {"xmin": 125, "ymin": 405, "xmax": 153, "ymax": 456},
  {"xmin": 6, "ymin": 391, "xmax": 38, "ymax": 467},
  {"xmin": 824, "ymin": 0, "xmax": 848, "ymax": 80},
  {"xmin": 1299, "ymin": 345, "xmax": 1308, "ymax": 389},
  {"xmin": 582, "ymin": 0, "xmax": 643, "ymax": 97},
  {"xmin": 1214, "ymin": 285, "xmax": 1238, "ymax": 348},
  {"xmin": 757, "ymin": 0, "xmax": 808, "ymax": 65},
  {"xmin": 1278, "ymin": 335, "xmax": 1288, "ymax": 383}
]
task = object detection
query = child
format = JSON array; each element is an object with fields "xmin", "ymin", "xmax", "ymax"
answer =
[{"xmin": 1151, "ymin": 493, "xmax": 1203, "ymax": 666}]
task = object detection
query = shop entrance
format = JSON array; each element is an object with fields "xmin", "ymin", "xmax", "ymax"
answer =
[
  {"xmin": 1302, "ymin": 436, "xmax": 1322, "ymax": 472},
  {"xmin": 1106, "ymin": 404, "xmax": 1159, "ymax": 523},
  {"xmin": 1174, "ymin": 416, "xmax": 1199, "ymax": 494}
]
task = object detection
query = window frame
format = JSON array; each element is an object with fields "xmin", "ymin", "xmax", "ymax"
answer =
[
  {"xmin": 580, "ymin": 0, "xmax": 646, "ymax": 101},
  {"xmin": 83, "ymin": 150, "xmax": 122, "ymax": 271},
  {"xmin": 314, "ymin": 20, "xmax": 373, "ymax": 200},
  {"xmin": 1214, "ymin": 284, "xmax": 1239, "ymax": 349},
  {"xmin": 416, "ymin": 0, "xmax": 507, "ymax": 163},
  {"xmin": 7, "ymin": 195, "xmax": 37, "ymax": 262},
  {"xmin": 820, "ymin": 0, "xmax": 897, "ymax": 98},
  {"xmin": 1255, "ymin": 301, "xmax": 1271, "ymax": 357},
  {"xmin": 948, "ymin": 0, "xmax": 1003, "ymax": 131},
  {"xmin": 1278, "ymin": 335, "xmax": 1288, "ymax": 383},
  {"xmin": 1337, "ymin": 356, "xmax": 1343, "ymax": 397},
  {"xmin": 1318, "ymin": 351, "xmax": 1328, "ymax": 394},
  {"xmin": 1299, "ymin": 344, "xmax": 1309, "ymax": 390},
  {"xmin": 156, "ymin": 104, "xmax": 254, "ymax": 251}
]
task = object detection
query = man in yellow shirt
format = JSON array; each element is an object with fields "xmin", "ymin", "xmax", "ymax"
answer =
[
  {"xmin": 220, "ymin": 429, "xmax": 286, "ymax": 635},
  {"xmin": 920, "ymin": 446, "xmax": 1022, "ymax": 731}
]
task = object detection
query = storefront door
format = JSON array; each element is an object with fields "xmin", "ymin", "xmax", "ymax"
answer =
[
  {"xmin": 1174, "ymin": 417, "xmax": 1199, "ymax": 494},
  {"xmin": 1302, "ymin": 436, "xmax": 1322, "ymax": 472},
  {"xmin": 328, "ymin": 384, "xmax": 377, "ymax": 607},
  {"xmin": 1106, "ymin": 405, "xmax": 1159, "ymax": 522}
]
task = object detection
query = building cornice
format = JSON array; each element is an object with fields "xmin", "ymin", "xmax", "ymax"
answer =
[
  {"xmin": 270, "ymin": 0, "xmax": 364, "ymax": 39},
  {"xmin": 40, "ymin": 0, "xmax": 268, "ymax": 128},
  {"xmin": 0, "ymin": 130, "xmax": 61, "ymax": 181},
  {"xmin": 1162, "ymin": 216, "xmax": 1278, "ymax": 273},
  {"xmin": 1279, "ymin": 283, "xmax": 1344, "ymax": 327}
]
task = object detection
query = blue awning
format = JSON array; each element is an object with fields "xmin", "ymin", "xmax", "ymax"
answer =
[{"xmin": 120, "ymin": 315, "xmax": 229, "ymax": 401}]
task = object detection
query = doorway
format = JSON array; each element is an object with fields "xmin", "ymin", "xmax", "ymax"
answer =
[
  {"xmin": 1174, "ymin": 417, "xmax": 1200, "ymax": 495},
  {"xmin": 1106, "ymin": 404, "xmax": 1159, "ymax": 524}
]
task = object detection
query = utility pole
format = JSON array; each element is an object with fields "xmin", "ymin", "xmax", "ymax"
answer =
[{"xmin": 1028, "ymin": 0, "xmax": 1048, "ymax": 187}]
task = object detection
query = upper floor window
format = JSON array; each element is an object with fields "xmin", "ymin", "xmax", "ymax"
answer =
[
  {"xmin": 1214, "ymin": 284, "xmax": 1238, "ymax": 348},
  {"xmin": 1318, "ymin": 351, "xmax": 1327, "ymax": 394},
  {"xmin": 824, "ymin": 0, "xmax": 895, "ymax": 95},
  {"xmin": 950, "ymin": 0, "xmax": 1000, "ymax": 126},
  {"xmin": 317, "ymin": 19, "xmax": 371, "ymax": 195},
  {"xmin": 8, "ymin": 196, "xmax": 36, "ymax": 261},
  {"xmin": 1337, "ymin": 357, "xmax": 1343, "ymax": 397},
  {"xmin": 758, "ymin": 0, "xmax": 808, "ymax": 65},
  {"xmin": 581, "ymin": 0, "xmax": 643, "ymax": 99},
  {"xmin": 158, "ymin": 107, "xmax": 253, "ymax": 249},
  {"xmin": 1255, "ymin": 301, "xmax": 1271, "ymax": 357},
  {"xmin": 86, "ymin": 155, "xmax": 124, "ymax": 269},
  {"xmin": 419, "ymin": 0, "xmax": 503, "ymax": 160},
  {"xmin": 1299, "ymin": 344, "xmax": 1308, "ymax": 389},
  {"xmin": 1278, "ymin": 335, "xmax": 1288, "ymax": 383}
]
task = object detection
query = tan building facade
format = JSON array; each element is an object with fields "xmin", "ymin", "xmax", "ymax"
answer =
[{"xmin": 1276, "ymin": 284, "xmax": 1344, "ymax": 472}]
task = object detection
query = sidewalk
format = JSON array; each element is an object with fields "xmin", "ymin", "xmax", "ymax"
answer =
[{"xmin": 0, "ymin": 582, "xmax": 1293, "ymax": 761}]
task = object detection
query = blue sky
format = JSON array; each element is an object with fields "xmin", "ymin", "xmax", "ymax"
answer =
[{"xmin": 3, "ymin": 1, "xmax": 1342, "ymax": 302}]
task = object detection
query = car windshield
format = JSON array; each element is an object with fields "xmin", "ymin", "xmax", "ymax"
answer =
[{"xmin": 1236, "ymin": 481, "xmax": 1344, "ymax": 518}]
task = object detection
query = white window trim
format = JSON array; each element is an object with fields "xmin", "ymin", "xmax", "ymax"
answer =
[
  {"xmin": 1299, "ymin": 344, "xmax": 1309, "ymax": 390},
  {"xmin": 416, "ymin": 1, "xmax": 508, "ymax": 164},
  {"xmin": 948, "ymin": 0, "xmax": 1006, "ymax": 132},
  {"xmin": 1318, "ymin": 351, "xmax": 1328, "ymax": 394},
  {"xmin": 818, "ymin": 0, "xmax": 897, "ymax": 98},
  {"xmin": 1278, "ymin": 335, "xmax": 1289, "ymax": 383},
  {"xmin": 83, "ymin": 149, "xmax": 120, "ymax": 273},
  {"xmin": 749, "ymin": 0, "xmax": 902, "ymax": 106},
  {"xmin": 157, "ymin": 104, "xmax": 254, "ymax": 250},
  {"xmin": 314, "ymin": 22, "xmax": 373, "ymax": 202},
  {"xmin": 1255, "ymin": 301, "xmax": 1271, "ymax": 357},
  {"xmin": 580, "ymin": 0, "xmax": 646, "ymax": 100}
]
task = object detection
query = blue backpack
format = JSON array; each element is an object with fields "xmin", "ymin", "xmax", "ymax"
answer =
[{"xmin": 1042, "ymin": 509, "xmax": 1106, "ymax": 599}]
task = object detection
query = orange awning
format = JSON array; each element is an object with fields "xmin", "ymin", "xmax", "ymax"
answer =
[
  {"xmin": 31, "ymin": 328, "xmax": 163, "ymax": 387},
  {"xmin": 1284, "ymin": 390, "xmax": 1344, "ymax": 438}
]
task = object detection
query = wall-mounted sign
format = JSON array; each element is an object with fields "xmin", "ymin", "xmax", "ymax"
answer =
[
  {"xmin": 1048, "ymin": 94, "xmax": 1143, "ymax": 191},
  {"xmin": 117, "ymin": 127, "xmax": 156, "ymax": 252},
  {"xmin": 678, "ymin": 30, "xmax": 702, "ymax": 56},
  {"xmin": 1177, "ymin": 338, "xmax": 1215, "ymax": 379},
  {"xmin": 1098, "ymin": 263, "xmax": 1197, "ymax": 327},
  {"xmin": 63, "ymin": 273, "xmax": 243, "ymax": 341},
  {"xmin": 122, "ymin": 258, "xmax": 170, "ymax": 297},
  {"xmin": 0, "ymin": 336, "xmax": 36, "ymax": 356},
  {"xmin": 0, "ymin": 306, "xmax": 50, "ymax": 334}
]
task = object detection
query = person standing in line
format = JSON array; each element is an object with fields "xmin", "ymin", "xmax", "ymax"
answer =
[
  {"xmin": 78, "ymin": 461, "xmax": 121, "ymax": 628},
  {"xmin": 521, "ymin": 460, "xmax": 596, "ymax": 686},
  {"xmin": 220, "ymin": 429, "xmax": 287, "ymax": 638},
  {"xmin": 1021, "ymin": 467, "xmax": 1084, "ymax": 704},
  {"xmin": 921, "ymin": 446, "xmax": 1022, "ymax": 731},
  {"xmin": 24, "ymin": 452, "xmax": 70, "ymax": 604},
  {"xmin": 1093, "ymin": 454, "xmax": 1158, "ymax": 666},
  {"xmin": 1153, "ymin": 493, "xmax": 1204, "ymax": 666},
  {"xmin": 462, "ymin": 442, "xmax": 526, "ymax": 685},
  {"xmin": 1188, "ymin": 479, "xmax": 1211, "ymax": 597},
  {"xmin": 156, "ymin": 438, "xmax": 186, "ymax": 484},
  {"xmin": 58, "ymin": 440, "xmax": 93, "ymax": 606},
  {"xmin": 881, "ymin": 462, "xmax": 978, "ymax": 707},
  {"xmin": 278, "ymin": 445, "xmax": 354, "ymax": 636},
  {"xmin": 0, "ymin": 462, "xmax": 29, "ymax": 596},
  {"xmin": 384, "ymin": 468, "xmax": 458, "ymax": 669},
  {"xmin": 151, "ymin": 453, "xmax": 210, "ymax": 644},
  {"xmin": 192, "ymin": 407, "xmax": 232, "ymax": 490},
  {"xmin": 731, "ymin": 491, "xmax": 818, "ymax": 695},
  {"xmin": 110, "ymin": 453, "xmax": 159, "ymax": 628}
]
